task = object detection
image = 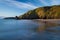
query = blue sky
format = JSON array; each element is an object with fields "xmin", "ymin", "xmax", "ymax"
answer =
[{"xmin": 0, "ymin": 0, "xmax": 60, "ymax": 17}]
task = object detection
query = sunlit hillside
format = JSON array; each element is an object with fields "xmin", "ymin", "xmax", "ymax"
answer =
[{"xmin": 19, "ymin": 5, "xmax": 60, "ymax": 19}]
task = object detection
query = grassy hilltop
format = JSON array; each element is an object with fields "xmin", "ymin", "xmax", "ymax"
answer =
[{"xmin": 18, "ymin": 5, "xmax": 60, "ymax": 19}]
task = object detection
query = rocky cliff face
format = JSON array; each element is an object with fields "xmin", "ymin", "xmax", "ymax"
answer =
[{"xmin": 19, "ymin": 5, "xmax": 60, "ymax": 19}]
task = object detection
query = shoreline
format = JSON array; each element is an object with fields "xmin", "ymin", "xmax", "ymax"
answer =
[{"xmin": 35, "ymin": 19, "xmax": 60, "ymax": 22}]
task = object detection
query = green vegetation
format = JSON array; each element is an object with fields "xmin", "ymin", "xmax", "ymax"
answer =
[{"xmin": 18, "ymin": 5, "xmax": 60, "ymax": 19}]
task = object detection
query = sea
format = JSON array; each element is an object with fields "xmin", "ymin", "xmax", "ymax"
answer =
[{"xmin": 0, "ymin": 19, "xmax": 60, "ymax": 40}]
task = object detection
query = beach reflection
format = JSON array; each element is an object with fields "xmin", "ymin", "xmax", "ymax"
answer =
[
  {"xmin": 34, "ymin": 20, "xmax": 60, "ymax": 33},
  {"xmin": 30, "ymin": 20, "xmax": 60, "ymax": 40}
]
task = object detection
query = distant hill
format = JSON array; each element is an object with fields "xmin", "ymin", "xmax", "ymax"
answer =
[
  {"xmin": 18, "ymin": 5, "xmax": 60, "ymax": 19},
  {"xmin": 4, "ymin": 16, "xmax": 19, "ymax": 19},
  {"xmin": 4, "ymin": 17, "xmax": 16, "ymax": 19}
]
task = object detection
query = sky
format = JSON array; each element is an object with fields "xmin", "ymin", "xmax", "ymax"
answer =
[{"xmin": 0, "ymin": 0, "xmax": 60, "ymax": 17}]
